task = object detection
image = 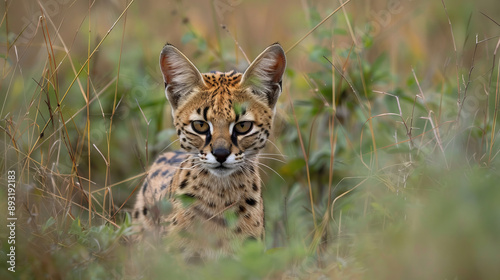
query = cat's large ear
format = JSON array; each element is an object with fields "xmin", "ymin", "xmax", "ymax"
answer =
[
  {"xmin": 240, "ymin": 43, "xmax": 286, "ymax": 108},
  {"xmin": 160, "ymin": 44, "xmax": 205, "ymax": 110}
]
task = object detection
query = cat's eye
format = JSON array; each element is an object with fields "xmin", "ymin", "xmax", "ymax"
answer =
[
  {"xmin": 192, "ymin": 121, "xmax": 209, "ymax": 134},
  {"xmin": 234, "ymin": 121, "xmax": 253, "ymax": 135}
]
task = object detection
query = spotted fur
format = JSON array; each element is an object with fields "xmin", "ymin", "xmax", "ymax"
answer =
[{"xmin": 133, "ymin": 43, "xmax": 286, "ymax": 259}]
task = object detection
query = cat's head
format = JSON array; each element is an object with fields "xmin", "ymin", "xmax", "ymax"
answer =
[{"xmin": 159, "ymin": 43, "xmax": 286, "ymax": 177}]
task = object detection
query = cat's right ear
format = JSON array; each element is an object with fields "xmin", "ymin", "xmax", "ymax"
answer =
[{"xmin": 159, "ymin": 44, "xmax": 205, "ymax": 110}]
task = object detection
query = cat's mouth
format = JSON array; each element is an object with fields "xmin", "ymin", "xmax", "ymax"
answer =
[{"xmin": 207, "ymin": 164, "xmax": 236, "ymax": 177}]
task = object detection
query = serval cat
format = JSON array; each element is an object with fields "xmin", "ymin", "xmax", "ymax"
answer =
[{"xmin": 133, "ymin": 43, "xmax": 286, "ymax": 259}]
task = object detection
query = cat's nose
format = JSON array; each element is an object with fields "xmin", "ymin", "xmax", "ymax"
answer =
[{"xmin": 213, "ymin": 148, "xmax": 231, "ymax": 163}]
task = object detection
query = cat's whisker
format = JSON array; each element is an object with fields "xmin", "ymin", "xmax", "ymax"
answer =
[
  {"xmin": 254, "ymin": 165, "xmax": 269, "ymax": 179},
  {"xmin": 237, "ymin": 166, "xmax": 252, "ymax": 180},
  {"xmin": 258, "ymin": 153, "xmax": 288, "ymax": 158},
  {"xmin": 174, "ymin": 157, "xmax": 197, "ymax": 167},
  {"xmin": 193, "ymin": 167, "xmax": 206, "ymax": 178},
  {"xmin": 237, "ymin": 165, "xmax": 265, "ymax": 186},
  {"xmin": 176, "ymin": 166, "xmax": 201, "ymax": 171},
  {"xmin": 258, "ymin": 162, "xmax": 285, "ymax": 181},
  {"xmin": 249, "ymin": 162, "xmax": 268, "ymax": 176},
  {"xmin": 158, "ymin": 139, "xmax": 180, "ymax": 154},
  {"xmin": 170, "ymin": 157, "xmax": 203, "ymax": 171},
  {"xmin": 246, "ymin": 159, "xmax": 285, "ymax": 182},
  {"xmin": 265, "ymin": 139, "xmax": 286, "ymax": 158},
  {"xmin": 257, "ymin": 156, "xmax": 287, "ymax": 164},
  {"xmin": 176, "ymin": 162, "xmax": 204, "ymax": 171}
]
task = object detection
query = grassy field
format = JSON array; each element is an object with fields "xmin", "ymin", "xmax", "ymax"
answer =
[{"xmin": 1, "ymin": 0, "xmax": 500, "ymax": 279}]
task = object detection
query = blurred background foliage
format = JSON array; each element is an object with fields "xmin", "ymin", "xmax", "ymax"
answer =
[{"xmin": 1, "ymin": 0, "xmax": 500, "ymax": 279}]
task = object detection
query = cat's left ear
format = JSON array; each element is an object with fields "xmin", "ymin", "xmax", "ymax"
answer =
[
  {"xmin": 160, "ymin": 44, "xmax": 205, "ymax": 110},
  {"xmin": 240, "ymin": 43, "xmax": 286, "ymax": 108}
]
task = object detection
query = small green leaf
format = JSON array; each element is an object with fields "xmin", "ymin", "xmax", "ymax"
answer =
[
  {"xmin": 177, "ymin": 193, "xmax": 196, "ymax": 208},
  {"xmin": 233, "ymin": 102, "xmax": 248, "ymax": 115},
  {"xmin": 158, "ymin": 199, "xmax": 173, "ymax": 214},
  {"xmin": 224, "ymin": 210, "xmax": 238, "ymax": 229},
  {"xmin": 42, "ymin": 217, "xmax": 56, "ymax": 233},
  {"xmin": 181, "ymin": 32, "xmax": 196, "ymax": 44}
]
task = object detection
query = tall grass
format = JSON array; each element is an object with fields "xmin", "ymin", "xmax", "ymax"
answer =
[{"xmin": 1, "ymin": 0, "xmax": 500, "ymax": 279}]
